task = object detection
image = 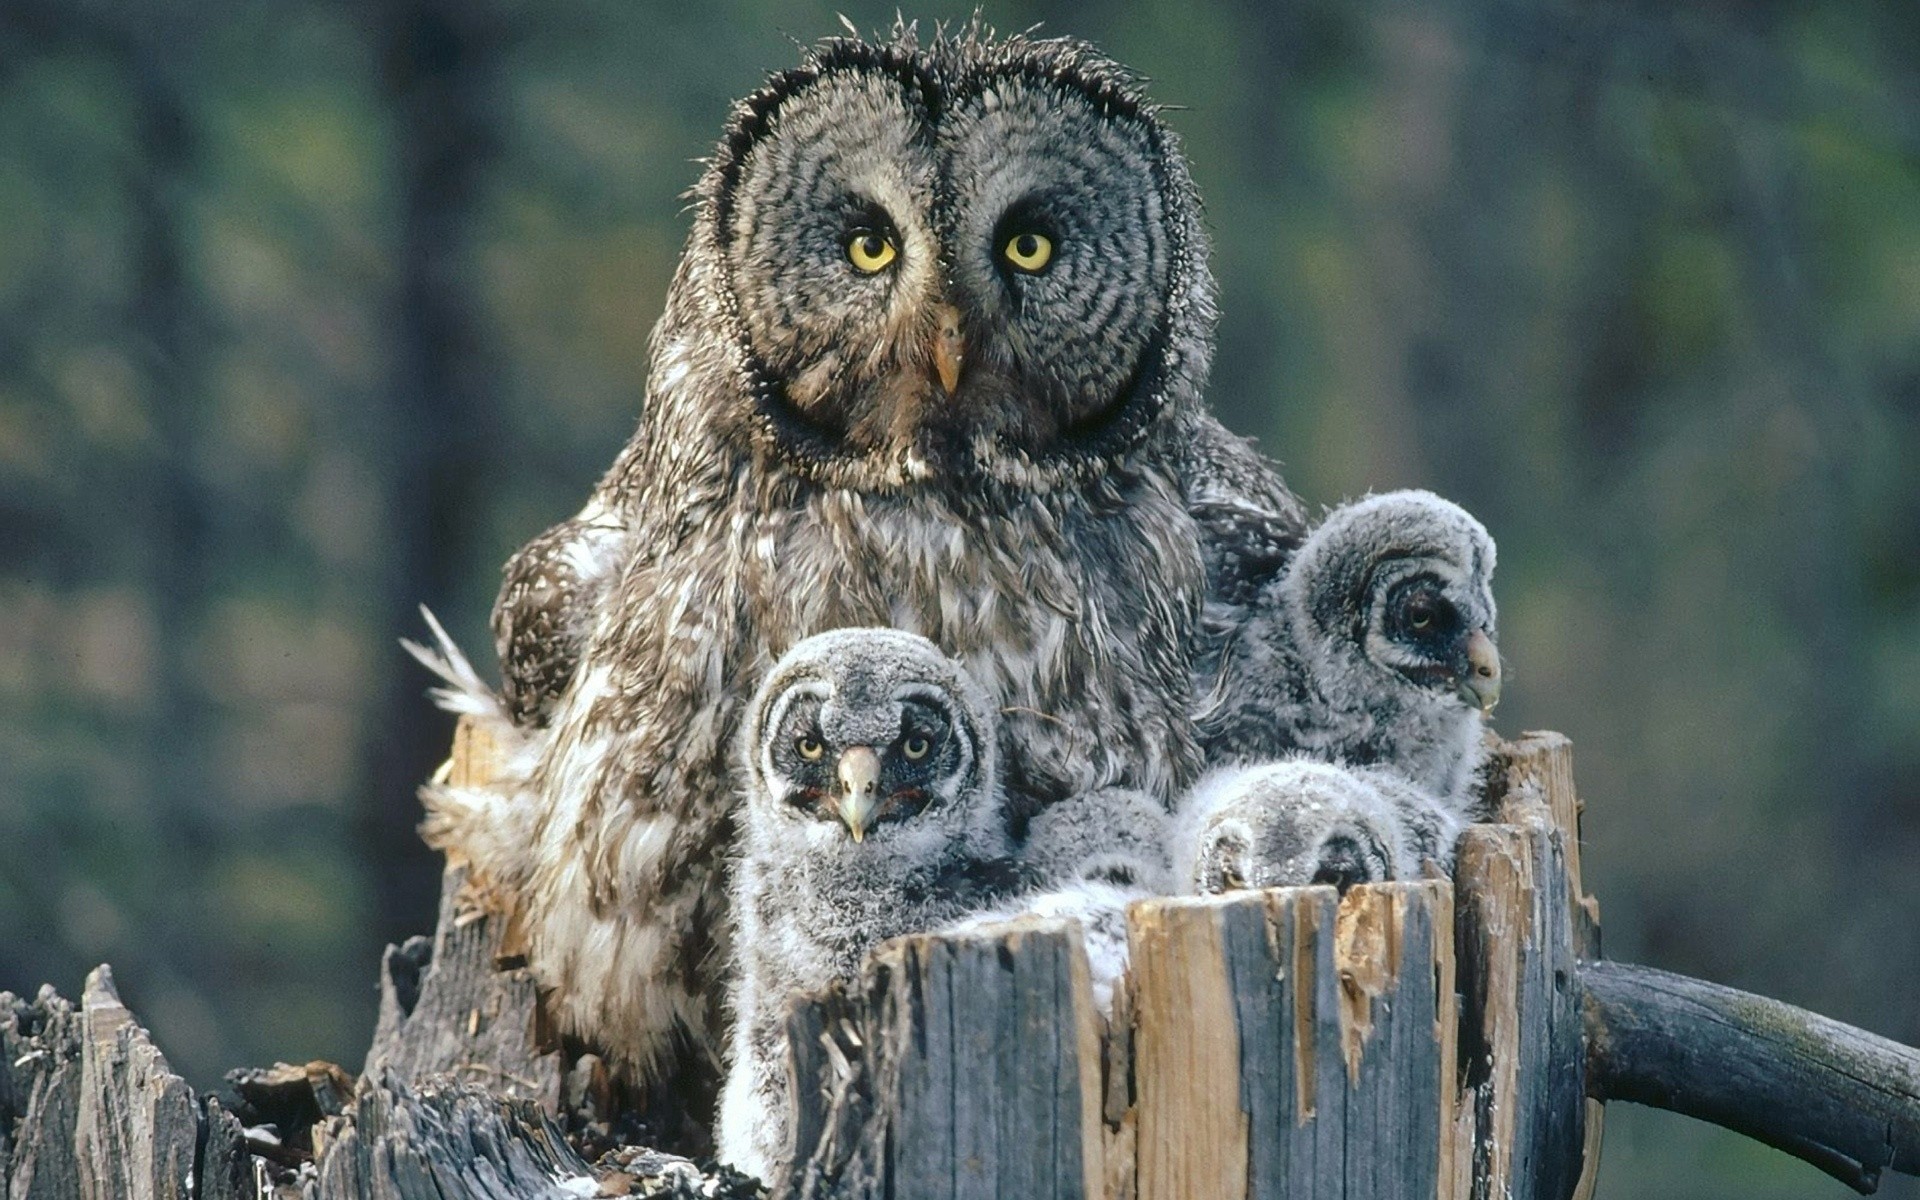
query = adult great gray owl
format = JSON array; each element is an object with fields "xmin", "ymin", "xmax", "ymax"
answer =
[
  {"xmin": 421, "ymin": 22, "xmax": 1304, "ymax": 1102},
  {"xmin": 719, "ymin": 629, "xmax": 1018, "ymax": 1181}
]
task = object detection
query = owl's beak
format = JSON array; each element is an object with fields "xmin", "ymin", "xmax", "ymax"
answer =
[
  {"xmin": 1457, "ymin": 628, "xmax": 1502, "ymax": 713},
  {"xmin": 836, "ymin": 745, "xmax": 882, "ymax": 842},
  {"xmin": 930, "ymin": 303, "xmax": 965, "ymax": 395}
]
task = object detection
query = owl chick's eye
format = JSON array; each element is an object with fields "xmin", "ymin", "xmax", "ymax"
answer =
[
  {"xmin": 795, "ymin": 735, "xmax": 826, "ymax": 760},
  {"xmin": 902, "ymin": 733, "xmax": 931, "ymax": 760},
  {"xmin": 1002, "ymin": 231, "xmax": 1053, "ymax": 273},
  {"xmin": 845, "ymin": 231, "xmax": 898, "ymax": 273},
  {"xmin": 1406, "ymin": 601, "xmax": 1435, "ymax": 631}
]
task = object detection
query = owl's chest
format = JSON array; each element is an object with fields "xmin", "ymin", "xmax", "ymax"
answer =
[{"xmin": 742, "ymin": 485, "xmax": 1176, "ymax": 658}]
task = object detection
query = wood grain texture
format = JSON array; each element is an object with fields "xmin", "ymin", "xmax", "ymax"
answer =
[
  {"xmin": 1, "ymin": 983, "xmax": 85, "ymax": 1199},
  {"xmin": 786, "ymin": 916, "xmax": 1105, "ymax": 1200},
  {"xmin": 1496, "ymin": 732, "xmax": 1606, "ymax": 1200},
  {"xmin": 1130, "ymin": 895, "xmax": 1250, "ymax": 1200},
  {"xmin": 1218, "ymin": 887, "xmax": 1337, "ymax": 1200},
  {"xmin": 73, "ymin": 965, "xmax": 200, "ymax": 1199},
  {"xmin": 1583, "ymin": 960, "xmax": 1920, "ymax": 1194},
  {"xmin": 1332, "ymin": 883, "xmax": 1455, "ymax": 1200},
  {"xmin": 1129, "ymin": 883, "xmax": 1456, "ymax": 1200},
  {"xmin": 1453, "ymin": 817, "xmax": 1587, "ymax": 1200},
  {"xmin": 362, "ymin": 863, "xmax": 561, "ymax": 1108},
  {"xmin": 311, "ymin": 1071, "xmax": 597, "ymax": 1199}
]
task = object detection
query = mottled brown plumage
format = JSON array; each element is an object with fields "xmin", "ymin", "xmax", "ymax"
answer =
[{"xmin": 418, "ymin": 21, "xmax": 1304, "ymax": 1108}]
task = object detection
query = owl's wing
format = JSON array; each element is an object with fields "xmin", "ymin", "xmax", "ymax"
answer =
[
  {"xmin": 1179, "ymin": 412, "xmax": 1308, "ymax": 557},
  {"xmin": 1177, "ymin": 413, "xmax": 1309, "ymax": 693},
  {"xmin": 491, "ymin": 507, "xmax": 629, "ymax": 727}
]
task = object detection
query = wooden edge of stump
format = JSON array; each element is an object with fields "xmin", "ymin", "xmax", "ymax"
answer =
[
  {"xmin": 0, "ymin": 965, "xmax": 257, "ymax": 1199},
  {"xmin": 784, "ymin": 914, "xmax": 1108, "ymax": 1200}
]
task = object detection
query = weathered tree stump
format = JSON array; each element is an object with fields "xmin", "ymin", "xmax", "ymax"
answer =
[
  {"xmin": 5, "ymin": 722, "xmax": 1920, "ymax": 1197},
  {"xmin": 0, "ymin": 714, "xmax": 758, "ymax": 1200},
  {"xmin": 1451, "ymin": 731, "xmax": 1602, "ymax": 1200},
  {"xmin": 779, "ymin": 732, "xmax": 1920, "ymax": 1199},
  {"xmin": 0, "ymin": 966, "xmax": 255, "ymax": 1199},
  {"xmin": 1129, "ymin": 881, "xmax": 1457, "ymax": 1200}
]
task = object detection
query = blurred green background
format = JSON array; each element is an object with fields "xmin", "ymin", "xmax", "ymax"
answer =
[{"xmin": 0, "ymin": 1, "xmax": 1914, "ymax": 1195}]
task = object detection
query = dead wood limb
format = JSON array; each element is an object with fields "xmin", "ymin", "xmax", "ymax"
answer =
[{"xmin": 1582, "ymin": 959, "xmax": 1920, "ymax": 1194}]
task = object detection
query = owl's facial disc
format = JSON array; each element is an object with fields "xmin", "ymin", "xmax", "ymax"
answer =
[
  {"xmin": 1364, "ymin": 566, "xmax": 1501, "ymax": 711},
  {"xmin": 763, "ymin": 684, "xmax": 962, "ymax": 839},
  {"xmin": 719, "ymin": 63, "xmax": 1176, "ymax": 485}
]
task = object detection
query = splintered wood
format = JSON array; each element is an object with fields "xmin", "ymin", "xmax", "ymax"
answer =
[
  {"xmin": 363, "ymin": 714, "xmax": 562, "ymax": 1108},
  {"xmin": 1129, "ymin": 883, "xmax": 1455, "ymax": 1200},
  {"xmin": 784, "ymin": 731, "xmax": 1612, "ymax": 1199},
  {"xmin": 1455, "ymin": 733, "xmax": 1603, "ymax": 1200}
]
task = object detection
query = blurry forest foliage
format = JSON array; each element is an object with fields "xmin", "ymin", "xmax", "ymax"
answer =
[{"xmin": 0, "ymin": 1, "xmax": 1914, "ymax": 1196}]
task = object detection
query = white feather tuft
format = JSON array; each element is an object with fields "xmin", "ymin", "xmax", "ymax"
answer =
[{"xmin": 402, "ymin": 605, "xmax": 512, "ymax": 727}]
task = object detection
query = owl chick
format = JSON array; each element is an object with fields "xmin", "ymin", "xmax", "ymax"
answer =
[
  {"xmin": 1019, "ymin": 785, "xmax": 1176, "ymax": 894},
  {"xmin": 1175, "ymin": 758, "xmax": 1463, "ymax": 893},
  {"xmin": 1197, "ymin": 488, "xmax": 1502, "ymax": 815},
  {"xmin": 718, "ymin": 629, "xmax": 1021, "ymax": 1182}
]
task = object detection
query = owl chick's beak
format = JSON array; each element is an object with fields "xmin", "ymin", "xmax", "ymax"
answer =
[
  {"xmin": 1457, "ymin": 628, "xmax": 1502, "ymax": 713},
  {"xmin": 930, "ymin": 303, "xmax": 965, "ymax": 395},
  {"xmin": 836, "ymin": 745, "xmax": 882, "ymax": 843}
]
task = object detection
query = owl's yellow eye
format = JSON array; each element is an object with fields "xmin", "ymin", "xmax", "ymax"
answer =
[
  {"xmin": 846, "ymin": 232, "xmax": 897, "ymax": 273},
  {"xmin": 796, "ymin": 736, "xmax": 825, "ymax": 761},
  {"xmin": 902, "ymin": 734, "xmax": 930, "ymax": 760},
  {"xmin": 1002, "ymin": 231, "xmax": 1053, "ymax": 273}
]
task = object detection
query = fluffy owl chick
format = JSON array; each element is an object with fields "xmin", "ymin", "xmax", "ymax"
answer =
[
  {"xmin": 1176, "ymin": 759, "xmax": 1462, "ymax": 893},
  {"xmin": 719, "ymin": 629, "xmax": 1019, "ymax": 1183},
  {"xmin": 1199, "ymin": 489, "xmax": 1502, "ymax": 817},
  {"xmin": 1019, "ymin": 786, "xmax": 1176, "ymax": 894}
]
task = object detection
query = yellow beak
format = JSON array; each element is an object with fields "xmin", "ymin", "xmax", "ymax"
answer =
[{"xmin": 836, "ymin": 745, "xmax": 882, "ymax": 843}]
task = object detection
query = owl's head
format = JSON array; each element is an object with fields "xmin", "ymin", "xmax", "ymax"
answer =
[
  {"xmin": 1286, "ymin": 490, "xmax": 1502, "ymax": 714},
  {"xmin": 696, "ymin": 22, "xmax": 1213, "ymax": 490},
  {"xmin": 1182, "ymin": 760, "xmax": 1402, "ymax": 894},
  {"xmin": 743, "ymin": 628, "xmax": 1005, "ymax": 862}
]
